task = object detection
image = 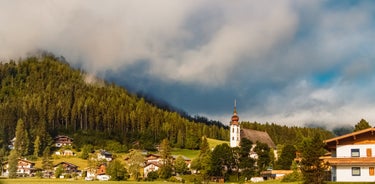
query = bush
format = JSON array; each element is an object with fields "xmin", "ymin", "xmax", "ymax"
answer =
[
  {"xmin": 281, "ymin": 171, "xmax": 303, "ymax": 182},
  {"xmin": 35, "ymin": 171, "xmax": 43, "ymax": 178},
  {"xmin": 146, "ymin": 171, "xmax": 158, "ymax": 181}
]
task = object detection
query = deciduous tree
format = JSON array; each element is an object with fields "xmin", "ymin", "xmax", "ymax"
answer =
[
  {"xmin": 127, "ymin": 149, "xmax": 144, "ymax": 179},
  {"xmin": 107, "ymin": 159, "xmax": 128, "ymax": 181}
]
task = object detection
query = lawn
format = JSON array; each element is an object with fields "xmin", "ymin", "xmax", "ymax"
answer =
[
  {"xmin": 0, "ymin": 178, "xmax": 177, "ymax": 184},
  {"xmin": 0, "ymin": 178, "xmax": 293, "ymax": 184},
  {"xmin": 207, "ymin": 138, "xmax": 229, "ymax": 149}
]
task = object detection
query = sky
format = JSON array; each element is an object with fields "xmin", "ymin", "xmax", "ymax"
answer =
[{"xmin": 1, "ymin": 0, "xmax": 375, "ymax": 129}]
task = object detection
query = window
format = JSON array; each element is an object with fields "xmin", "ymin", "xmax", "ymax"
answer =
[
  {"xmin": 232, "ymin": 137, "xmax": 234, "ymax": 140},
  {"xmin": 367, "ymin": 148, "xmax": 372, "ymax": 157},
  {"xmin": 370, "ymin": 167, "xmax": 374, "ymax": 176},
  {"xmin": 351, "ymin": 149, "xmax": 360, "ymax": 157},
  {"xmin": 352, "ymin": 167, "xmax": 361, "ymax": 176}
]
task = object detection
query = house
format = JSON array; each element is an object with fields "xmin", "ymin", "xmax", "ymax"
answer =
[
  {"xmin": 54, "ymin": 162, "xmax": 79, "ymax": 175},
  {"xmin": 96, "ymin": 163, "xmax": 107, "ymax": 175},
  {"xmin": 8, "ymin": 137, "xmax": 16, "ymax": 150},
  {"xmin": 2, "ymin": 159, "xmax": 36, "ymax": 177},
  {"xmin": 54, "ymin": 135, "xmax": 73, "ymax": 147},
  {"xmin": 144, "ymin": 162, "xmax": 160, "ymax": 178},
  {"xmin": 86, "ymin": 163, "xmax": 108, "ymax": 179},
  {"xmin": 55, "ymin": 149, "xmax": 75, "ymax": 156},
  {"xmin": 98, "ymin": 150, "xmax": 113, "ymax": 162},
  {"xmin": 323, "ymin": 127, "xmax": 375, "ymax": 182},
  {"xmin": 144, "ymin": 154, "xmax": 162, "ymax": 164}
]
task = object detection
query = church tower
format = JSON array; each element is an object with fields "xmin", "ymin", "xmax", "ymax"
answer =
[{"xmin": 230, "ymin": 100, "xmax": 240, "ymax": 148}]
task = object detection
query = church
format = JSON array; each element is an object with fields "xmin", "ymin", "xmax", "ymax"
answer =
[{"xmin": 229, "ymin": 102, "xmax": 276, "ymax": 149}]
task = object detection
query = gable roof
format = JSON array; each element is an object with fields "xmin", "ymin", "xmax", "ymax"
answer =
[
  {"xmin": 241, "ymin": 128, "xmax": 276, "ymax": 148},
  {"xmin": 324, "ymin": 127, "xmax": 375, "ymax": 149},
  {"xmin": 54, "ymin": 161, "xmax": 78, "ymax": 168}
]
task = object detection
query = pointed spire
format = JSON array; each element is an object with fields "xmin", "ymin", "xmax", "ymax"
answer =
[{"xmin": 231, "ymin": 99, "xmax": 239, "ymax": 124}]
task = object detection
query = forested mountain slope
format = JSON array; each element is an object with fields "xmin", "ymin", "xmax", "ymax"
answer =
[{"xmin": 0, "ymin": 54, "xmax": 228, "ymax": 153}]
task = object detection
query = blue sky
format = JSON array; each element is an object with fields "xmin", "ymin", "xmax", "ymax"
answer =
[{"xmin": 1, "ymin": 0, "xmax": 375, "ymax": 129}]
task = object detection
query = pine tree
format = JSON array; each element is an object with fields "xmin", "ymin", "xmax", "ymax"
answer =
[
  {"xmin": 354, "ymin": 119, "xmax": 371, "ymax": 132},
  {"xmin": 276, "ymin": 144, "xmax": 296, "ymax": 170},
  {"xmin": 299, "ymin": 134, "xmax": 328, "ymax": 184},
  {"xmin": 159, "ymin": 139, "xmax": 173, "ymax": 179},
  {"xmin": 174, "ymin": 155, "xmax": 188, "ymax": 175},
  {"xmin": 8, "ymin": 149, "xmax": 19, "ymax": 178},
  {"xmin": 42, "ymin": 146, "xmax": 53, "ymax": 178},
  {"xmin": 14, "ymin": 119, "xmax": 28, "ymax": 156},
  {"xmin": 33, "ymin": 136, "xmax": 41, "ymax": 157}
]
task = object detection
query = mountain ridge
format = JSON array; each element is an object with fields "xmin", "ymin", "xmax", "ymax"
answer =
[{"xmin": 0, "ymin": 53, "xmax": 228, "ymax": 154}]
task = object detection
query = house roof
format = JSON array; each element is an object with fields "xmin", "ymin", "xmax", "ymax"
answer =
[
  {"xmin": 3, "ymin": 159, "xmax": 35, "ymax": 165},
  {"xmin": 54, "ymin": 161, "xmax": 78, "ymax": 168},
  {"xmin": 145, "ymin": 162, "xmax": 161, "ymax": 168},
  {"xmin": 260, "ymin": 170, "xmax": 293, "ymax": 175},
  {"xmin": 324, "ymin": 127, "xmax": 375, "ymax": 149},
  {"xmin": 241, "ymin": 128, "xmax": 276, "ymax": 148}
]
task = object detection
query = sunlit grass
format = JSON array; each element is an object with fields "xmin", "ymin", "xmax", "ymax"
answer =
[{"xmin": 207, "ymin": 138, "xmax": 229, "ymax": 149}]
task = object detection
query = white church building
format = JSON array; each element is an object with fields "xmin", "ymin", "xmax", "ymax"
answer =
[{"xmin": 229, "ymin": 101, "xmax": 275, "ymax": 149}]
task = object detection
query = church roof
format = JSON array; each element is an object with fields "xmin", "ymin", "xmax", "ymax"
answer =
[{"xmin": 241, "ymin": 128, "xmax": 276, "ymax": 148}]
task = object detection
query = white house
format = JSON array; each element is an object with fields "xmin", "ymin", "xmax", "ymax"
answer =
[
  {"xmin": 143, "ymin": 162, "xmax": 160, "ymax": 178},
  {"xmin": 324, "ymin": 127, "xmax": 375, "ymax": 182},
  {"xmin": 2, "ymin": 159, "xmax": 35, "ymax": 177}
]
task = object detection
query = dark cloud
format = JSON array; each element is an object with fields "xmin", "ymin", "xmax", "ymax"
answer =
[{"xmin": 1, "ymin": 0, "xmax": 375, "ymax": 129}]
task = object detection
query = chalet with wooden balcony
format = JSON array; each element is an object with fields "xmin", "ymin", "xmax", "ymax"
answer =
[{"xmin": 324, "ymin": 127, "xmax": 375, "ymax": 182}]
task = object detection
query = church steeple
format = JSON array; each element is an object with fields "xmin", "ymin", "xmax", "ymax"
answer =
[
  {"xmin": 230, "ymin": 100, "xmax": 240, "ymax": 148},
  {"xmin": 231, "ymin": 100, "xmax": 239, "ymax": 125}
]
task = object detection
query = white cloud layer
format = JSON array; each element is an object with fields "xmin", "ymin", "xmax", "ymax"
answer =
[{"xmin": 1, "ymin": 0, "xmax": 375, "ymax": 129}]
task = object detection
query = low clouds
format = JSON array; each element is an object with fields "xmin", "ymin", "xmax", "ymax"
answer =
[{"xmin": 1, "ymin": 0, "xmax": 375, "ymax": 129}]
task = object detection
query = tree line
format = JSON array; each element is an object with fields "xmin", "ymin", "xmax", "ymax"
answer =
[{"xmin": 0, "ymin": 54, "xmax": 228, "ymax": 154}]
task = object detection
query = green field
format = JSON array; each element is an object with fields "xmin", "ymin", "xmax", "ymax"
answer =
[
  {"xmin": 0, "ymin": 178, "xmax": 178, "ymax": 184},
  {"xmin": 2, "ymin": 178, "xmax": 374, "ymax": 184},
  {"xmin": 0, "ymin": 178, "xmax": 291, "ymax": 184}
]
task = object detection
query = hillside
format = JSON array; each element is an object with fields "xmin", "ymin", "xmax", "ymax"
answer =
[{"xmin": 0, "ymin": 54, "xmax": 228, "ymax": 155}]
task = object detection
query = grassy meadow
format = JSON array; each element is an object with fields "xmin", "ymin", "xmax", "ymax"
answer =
[
  {"xmin": 0, "ymin": 178, "xmax": 294, "ymax": 184},
  {"xmin": 32, "ymin": 137, "xmax": 230, "ymax": 170}
]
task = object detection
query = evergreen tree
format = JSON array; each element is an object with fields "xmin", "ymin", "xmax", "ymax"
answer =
[
  {"xmin": 0, "ymin": 148, "xmax": 6, "ymax": 176},
  {"xmin": 299, "ymin": 134, "xmax": 328, "ymax": 184},
  {"xmin": 79, "ymin": 144, "xmax": 93, "ymax": 160},
  {"xmin": 174, "ymin": 155, "xmax": 188, "ymax": 175},
  {"xmin": 276, "ymin": 144, "xmax": 296, "ymax": 170},
  {"xmin": 8, "ymin": 149, "xmax": 19, "ymax": 178},
  {"xmin": 41, "ymin": 146, "xmax": 53, "ymax": 178},
  {"xmin": 354, "ymin": 119, "xmax": 371, "ymax": 132},
  {"xmin": 159, "ymin": 139, "xmax": 173, "ymax": 179},
  {"xmin": 14, "ymin": 119, "xmax": 28, "ymax": 156},
  {"xmin": 33, "ymin": 136, "xmax": 41, "ymax": 157},
  {"xmin": 200, "ymin": 136, "xmax": 210, "ymax": 156}
]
